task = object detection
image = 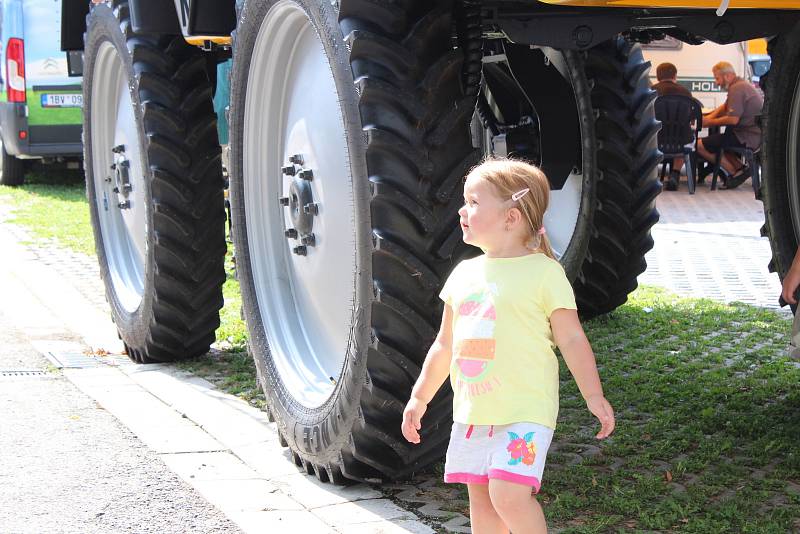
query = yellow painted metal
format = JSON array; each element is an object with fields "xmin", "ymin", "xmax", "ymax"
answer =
[
  {"xmin": 539, "ymin": 0, "xmax": 800, "ymax": 8},
  {"xmin": 747, "ymin": 38, "xmax": 768, "ymax": 55},
  {"xmin": 184, "ymin": 36, "xmax": 233, "ymax": 46}
]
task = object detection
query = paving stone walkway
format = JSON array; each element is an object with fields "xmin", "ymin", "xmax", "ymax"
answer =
[{"xmin": 640, "ymin": 183, "xmax": 788, "ymax": 315}]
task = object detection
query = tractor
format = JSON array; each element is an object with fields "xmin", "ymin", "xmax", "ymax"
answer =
[{"xmin": 59, "ymin": 0, "xmax": 800, "ymax": 483}]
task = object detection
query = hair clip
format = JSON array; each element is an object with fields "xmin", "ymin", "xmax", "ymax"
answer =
[
  {"xmin": 538, "ymin": 226, "xmax": 546, "ymax": 236},
  {"xmin": 511, "ymin": 188, "xmax": 530, "ymax": 202}
]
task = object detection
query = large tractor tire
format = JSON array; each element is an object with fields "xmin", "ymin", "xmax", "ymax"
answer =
[
  {"xmin": 761, "ymin": 21, "xmax": 800, "ymax": 283},
  {"xmin": 488, "ymin": 39, "xmax": 660, "ymax": 318},
  {"xmin": 229, "ymin": 0, "xmax": 477, "ymax": 483},
  {"xmin": 83, "ymin": 2, "xmax": 226, "ymax": 363},
  {"xmin": 0, "ymin": 138, "xmax": 25, "ymax": 186}
]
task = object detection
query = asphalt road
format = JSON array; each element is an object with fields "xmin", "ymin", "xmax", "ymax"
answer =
[{"xmin": 0, "ymin": 227, "xmax": 242, "ymax": 533}]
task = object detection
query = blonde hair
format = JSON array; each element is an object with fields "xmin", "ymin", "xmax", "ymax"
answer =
[
  {"xmin": 466, "ymin": 157, "xmax": 555, "ymax": 259},
  {"xmin": 712, "ymin": 61, "xmax": 736, "ymax": 76}
]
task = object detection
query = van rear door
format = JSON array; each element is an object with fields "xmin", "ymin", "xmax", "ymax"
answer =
[{"xmin": 22, "ymin": 0, "xmax": 82, "ymax": 152}]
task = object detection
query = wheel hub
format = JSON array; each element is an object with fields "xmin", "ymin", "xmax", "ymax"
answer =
[
  {"xmin": 111, "ymin": 144, "xmax": 132, "ymax": 209},
  {"xmin": 280, "ymin": 154, "xmax": 318, "ymax": 256}
]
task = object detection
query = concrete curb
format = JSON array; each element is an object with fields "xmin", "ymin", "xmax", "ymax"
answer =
[{"xmin": 62, "ymin": 361, "xmax": 435, "ymax": 533}]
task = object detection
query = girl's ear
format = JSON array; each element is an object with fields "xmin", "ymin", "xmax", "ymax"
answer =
[{"xmin": 506, "ymin": 206, "xmax": 522, "ymax": 228}]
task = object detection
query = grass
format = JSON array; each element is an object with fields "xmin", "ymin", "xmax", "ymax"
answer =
[
  {"xmin": 3, "ymin": 170, "xmax": 799, "ymax": 532},
  {"xmin": 0, "ymin": 169, "xmax": 94, "ymax": 255},
  {"xmin": 215, "ymin": 248, "xmax": 248, "ymax": 352},
  {"xmin": 0, "ymin": 170, "xmax": 249, "ymax": 353},
  {"xmin": 539, "ymin": 287, "xmax": 800, "ymax": 533}
]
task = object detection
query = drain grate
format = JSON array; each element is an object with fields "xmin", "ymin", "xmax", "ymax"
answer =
[
  {"xmin": 31, "ymin": 340, "xmax": 130, "ymax": 369},
  {"xmin": 41, "ymin": 351, "xmax": 130, "ymax": 369},
  {"xmin": 0, "ymin": 369, "xmax": 49, "ymax": 379}
]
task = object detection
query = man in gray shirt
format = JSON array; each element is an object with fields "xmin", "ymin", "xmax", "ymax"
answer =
[{"xmin": 696, "ymin": 61, "xmax": 764, "ymax": 189}]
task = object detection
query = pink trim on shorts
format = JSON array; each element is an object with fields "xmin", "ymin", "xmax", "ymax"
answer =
[
  {"xmin": 488, "ymin": 469, "xmax": 542, "ymax": 493},
  {"xmin": 444, "ymin": 472, "xmax": 489, "ymax": 485}
]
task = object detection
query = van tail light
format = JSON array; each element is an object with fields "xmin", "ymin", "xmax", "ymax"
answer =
[{"xmin": 6, "ymin": 38, "xmax": 26, "ymax": 103}]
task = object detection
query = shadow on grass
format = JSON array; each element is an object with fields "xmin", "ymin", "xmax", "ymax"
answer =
[
  {"xmin": 23, "ymin": 167, "xmax": 86, "ymax": 187},
  {"xmin": 11, "ymin": 168, "xmax": 87, "ymax": 203}
]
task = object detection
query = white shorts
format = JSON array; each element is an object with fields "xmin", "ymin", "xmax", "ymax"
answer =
[{"xmin": 443, "ymin": 421, "xmax": 554, "ymax": 493}]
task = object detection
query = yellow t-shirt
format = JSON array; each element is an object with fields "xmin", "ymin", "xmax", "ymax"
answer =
[{"xmin": 439, "ymin": 253, "xmax": 577, "ymax": 429}]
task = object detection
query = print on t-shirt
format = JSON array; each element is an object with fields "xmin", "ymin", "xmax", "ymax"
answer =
[{"xmin": 453, "ymin": 285, "xmax": 502, "ymax": 396}]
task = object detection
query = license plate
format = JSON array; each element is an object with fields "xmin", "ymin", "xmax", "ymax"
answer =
[{"xmin": 40, "ymin": 93, "xmax": 83, "ymax": 108}]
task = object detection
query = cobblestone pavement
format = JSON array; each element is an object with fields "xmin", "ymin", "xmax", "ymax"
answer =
[
  {"xmin": 640, "ymin": 183, "xmax": 788, "ymax": 315},
  {"xmin": 1, "ymin": 183, "xmax": 790, "ymax": 533}
]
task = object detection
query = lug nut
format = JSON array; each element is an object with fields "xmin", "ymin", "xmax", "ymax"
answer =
[
  {"xmin": 112, "ymin": 186, "xmax": 120, "ymax": 193},
  {"xmin": 282, "ymin": 165, "xmax": 296, "ymax": 176},
  {"xmin": 301, "ymin": 233, "xmax": 316, "ymax": 246},
  {"xmin": 293, "ymin": 245, "xmax": 307, "ymax": 256},
  {"xmin": 118, "ymin": 200, "xmax": 130, "ymax": 209},
  {"xmin": 303, "ymin": 203, "xmax": 319, "ymax": 215},
  {"xmin": 285, "ymin": 228, "xmax": 298, "ymax": 239},
  {"xmin": 279, "ymin": 197, "xmax": 290, "ymax": 206},
  {"xmin": 112, "ymin": 144, "xmax": 125, "ymax": 153},
  {"xmin": 105, "ymin": 176, "xmax": 112, "ymax": 183},
  {"xmin": 110, "ymin": 163, "xmax": 117, "ymax": 170},
  {"xmin": 298, "ymin": 169, "xmax": 313, "ymax": 181},
  {"xmin": 289, "ymin": 154, "xmax": 304, "ymax": 165}
]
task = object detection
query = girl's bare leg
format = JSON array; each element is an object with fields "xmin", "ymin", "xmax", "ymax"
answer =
[
  {"xmin": 488, "ymin": 479, "xmax": 546, "ymax": 534},
  {"xmin": 467, "ymin": 483, "xmax": 508, "ymax": 534}
]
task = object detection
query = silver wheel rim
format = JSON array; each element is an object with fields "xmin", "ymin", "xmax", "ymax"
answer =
[
  {"xmin": 545, "ymin": 172, "xmax": 582, "ymax": 259},
  {"xmin": 90, "ymin": 41, "xmax": 147, "ymax": 313},
  {"xmin": 536, "ymin": 49, "xmax": 582, "ymax": 260},
  {"xmin": 243, "ymin": 2, "xmax": 355, "ymax": 409},
  {"xmin": 789, "ymin": 75, "xmax": 800, "ymax": 241}
]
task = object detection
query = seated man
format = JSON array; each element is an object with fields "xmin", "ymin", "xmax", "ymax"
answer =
[
  {"xmin": 652, "ymin": 62, "xmax": 693, "ymax": 191},
  {"xmin": 696, "ymin": 61, "xmax": 764, "ymax": 189}
]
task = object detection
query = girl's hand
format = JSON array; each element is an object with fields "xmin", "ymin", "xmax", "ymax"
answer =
[
  {"xmin": 586, "ymin": 394, "xmax": 615, "ymax": 439},
  {"xmin": 782, "ymin": 264, "xmax": 800, "ymax": 305},
  {"xmin": 401, "ymin": 397, "xmax": 427, "ymax": 444}
]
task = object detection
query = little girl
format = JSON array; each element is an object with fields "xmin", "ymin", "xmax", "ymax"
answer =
[{"xmin": 401, "ymin": 158, "xmax": 615, "ymax": 534}]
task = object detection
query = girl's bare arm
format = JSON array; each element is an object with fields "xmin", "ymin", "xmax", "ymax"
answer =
[
  {"xmin": 410, "ymin": 304, "xmax": 454, "ymax": 404},
  {"xmin": 551, "ymin": 308, "xmax": 615, "ymax": 438},
  {"xmin": 401, "ymin": 304, "xmax": 454, "ymax": 444}
]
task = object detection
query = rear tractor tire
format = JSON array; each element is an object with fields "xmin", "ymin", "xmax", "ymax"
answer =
[{"xmin": 479, "ymin": 39, "xmax": 660, "ymax": 318}]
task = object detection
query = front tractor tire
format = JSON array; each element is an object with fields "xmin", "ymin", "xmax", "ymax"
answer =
[
  {"xmin": 83, "ymin": 2, "xmax": 226, "ymax": 363},
  {"xmin": 230, "ymin": 0, "xmax": 477, "ymax": 483}
]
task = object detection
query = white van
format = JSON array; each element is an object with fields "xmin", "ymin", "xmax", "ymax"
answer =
[
  {"xmin": 0, "ymin": 0, "xmax": 83, "ymax": 185},
  {"xmin": 642, "ymin": 37, "xmax": 754, "ymax": 110}
]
